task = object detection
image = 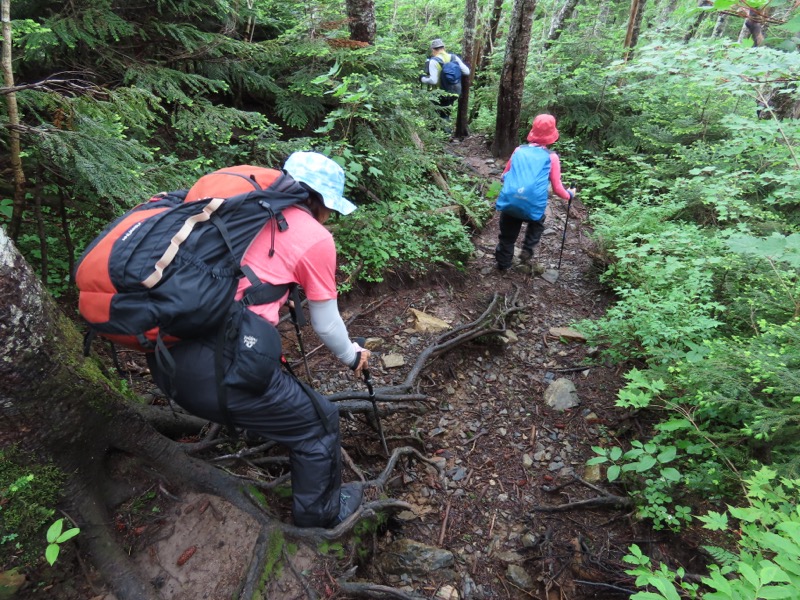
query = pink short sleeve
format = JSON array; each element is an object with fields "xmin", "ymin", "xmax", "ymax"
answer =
[{"xmin": 295, "ymin": 237, "xmax": 338, "ymax": 301}]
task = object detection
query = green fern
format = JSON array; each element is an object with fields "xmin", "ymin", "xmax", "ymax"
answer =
[{"xmin": 701, "ymin": 544, "xmax": 739, "ymax": 568}]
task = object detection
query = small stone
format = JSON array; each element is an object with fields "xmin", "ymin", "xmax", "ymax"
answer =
[
  {"xmin": 506, "ymin": 564, "xmax": 535, "ymax": 589},
  {"xmin": 548, "ymin": 327, "xmax": 587, "ymax": 342},
  {"xmin": 544, "ymin": 378, "xmax": 580, "ymax": 411},
  {"xmin": 541, "ymin": 269, "xmax": 559, "ymax": 283},
  {"xmin": 410, "ymin": 308, "xmax": 451, "ymax": 333},
  {"xmin": 584, "ymin": 463, "xmax": 602, "ymax": 483},
  {"xmin": 382, "ymin": 353, "xmax": 405, "ymax": 368},
  {"xmin": 435, "ymin": 584, "xmax": 460, "ymax": 600}
]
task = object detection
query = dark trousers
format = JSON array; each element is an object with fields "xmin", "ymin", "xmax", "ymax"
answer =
[
  {"xmin": 495, "ymin": 211, "xmax": 546, "ymax": 269},
  {"xmin": 433, "ymin": 92, "xmax": 459, "ymax": 123},
  {"xmin": 148, "ymin": 340, "xmax": 341, "ymax": 528}
]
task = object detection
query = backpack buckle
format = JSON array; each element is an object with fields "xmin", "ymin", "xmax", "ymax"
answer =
[{"xmin": 275, "ymin": 212, "xmax": 288, "ymax": 232}]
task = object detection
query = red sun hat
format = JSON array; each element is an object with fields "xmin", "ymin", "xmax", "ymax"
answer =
[{"xmin": 526, "ymin": 114, "xmax": 559, "ymax": 145}]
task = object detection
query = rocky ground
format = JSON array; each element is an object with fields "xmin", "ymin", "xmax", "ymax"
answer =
[{"xmin": 12, "ymin": 135, "xmax": 704, "ymax": 600}]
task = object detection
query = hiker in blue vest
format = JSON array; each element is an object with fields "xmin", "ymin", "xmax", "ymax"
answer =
[
  {"xmin": 147, "ymin": 152, "xmax": 370, "ymax": 529},
  {"xmin": 420, "ymin": 38, "xmax": 470, "ymax": 123},
  {"xmin": 494, "ymin": 114, "xmax": 577, "ymax": 271}
]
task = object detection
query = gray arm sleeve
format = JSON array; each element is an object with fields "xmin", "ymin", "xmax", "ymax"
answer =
[
  {"xmin": 421, "ymin": 59, "xmax": 439, "ymax": 85},
  {"xmin": 308, "ymin": 298, "xmax": 357, "ymax": 367}
]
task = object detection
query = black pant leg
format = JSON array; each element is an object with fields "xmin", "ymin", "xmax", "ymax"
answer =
[
  {"xmin": 522, "ymin": 215, "xmax": 546, "ymax": 254},
  {"xmin": 495, "ymin": 211, "xmax": 523, "ymax": 269},
  {"xmin": 148, "ymin": 340, "xmax": 342, "ymax": 528}
]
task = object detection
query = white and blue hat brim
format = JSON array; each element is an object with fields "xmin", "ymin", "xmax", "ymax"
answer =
[{"xmin": 283, "ymin": 152, "xmax": 358, "ymax": 216}]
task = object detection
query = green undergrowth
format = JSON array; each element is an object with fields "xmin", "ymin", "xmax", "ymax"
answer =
[{"xmin": 0, "ymin": 447, "xmax": 65, "ymax": 572}]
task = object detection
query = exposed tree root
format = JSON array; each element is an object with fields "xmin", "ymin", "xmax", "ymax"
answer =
[{"xmin": 3, "ymin": 231, "xmax": 525, "ymax": 600}]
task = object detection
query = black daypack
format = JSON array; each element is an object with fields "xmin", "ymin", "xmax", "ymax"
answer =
[
  {"xmin": 75, "ymin": 166, "xmax": 307, "ymax": 353},
  {"xmin": 433, "ymin": 55, "xmax": 463, "ymax": 94}
]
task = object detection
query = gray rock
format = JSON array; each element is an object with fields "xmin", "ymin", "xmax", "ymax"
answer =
[
  {"xmin": 544, "ymin": 378, "xmax": 580, "ymax": 411},
  {"xmin": 382, "ymin": 353, "xmax": 405, "ymax": 368},
  {"xmin": 377, "ymin": 539, "xmax": 455, "ymax": 577},
  {"xmin": 541, "ymin": 269, "xmax": 560, "ymax": 283},
  {"xmin": 506, "ymin": 564, "xmax": 535, "ymax": 589}
]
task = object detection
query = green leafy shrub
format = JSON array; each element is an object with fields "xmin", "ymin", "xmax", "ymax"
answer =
[
  {"xmin": 0, "ymin": 448, "xmax": 64, "ymax": 570},
  {"xmin": 623, "ymin": 467, "xmax": 800, "ymax": 600}
]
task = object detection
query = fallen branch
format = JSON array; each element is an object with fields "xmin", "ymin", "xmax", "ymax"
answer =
[{"xmin": 532, "ymin": 495, "xmax": 633, "ymax": 512}]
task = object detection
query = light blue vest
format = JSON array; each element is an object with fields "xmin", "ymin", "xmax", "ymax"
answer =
[{"xmin": 495, "ymin": 145, "xmax": 551, "ymax": 221}]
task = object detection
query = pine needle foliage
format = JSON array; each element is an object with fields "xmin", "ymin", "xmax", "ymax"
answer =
[{"xmin": 3, "ymin": 0, "xmax": 484, "ymax": 293}]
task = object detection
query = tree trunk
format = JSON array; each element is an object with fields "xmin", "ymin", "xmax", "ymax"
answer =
[
  {"xmin": 477, "ymin": 0, "xmax": 505, "ymax": 74},
  {"xmin": 659, "ymin": 0, "xmax": 679, "ymax": 22},
  {"xmin": 683, "ymin": 10, "xmax": 707, "ymax": 42},
  {"xmin": 546, "ymin": 0, "xmax": 580, "ymax": 48},
  {"xmin": 455, "ymin": 0, "xmax": 479, "ymax": 138},
  {"xmin": 593, "ymin": 0, "xmax": 613, "ymax": 37},
  {"xmin": 346, "ymin": 0, "xmax": 376, "ymax": 44},
  {"xmin": 744, "ymin": 9, "xmax": 765, "ymax": 47},
  {"xmin": 1, "ymin": 0, "xmax": 27, "ymax": 241},
  {"xmin": 712, "ymin": 13, "xmax": 728, "ymax": 38},
  {"xmin": 492, "ymin": 0, "xmax": 537, "ymax": 159},
  {"xmin": 0, "ymin": 228, "xmax": 272, "ymax": 599},
  {"xmin": 623, "ymin": 0, "xmax": 648, "ymax": 61}
]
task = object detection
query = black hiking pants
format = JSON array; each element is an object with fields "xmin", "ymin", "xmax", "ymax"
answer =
[
  {"xmin": 495, "ymin": 211, "xmax": 546, "ymax": 269},
  {"xmin": 147, "ymin": 339, "xmax": 341, "ymax": 528}
]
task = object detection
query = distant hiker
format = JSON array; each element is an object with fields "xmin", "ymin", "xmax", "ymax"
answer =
[
  {"xmin": 494, "ymin": 114, "xmax": 577, "ymax": 271},
  {"xmin": 420, "ymin": 38, "xmax": 470, "ymax": 123},
  {"xmin": 147, "ymin": 152, "xmax": 370, "ymax": 529}
]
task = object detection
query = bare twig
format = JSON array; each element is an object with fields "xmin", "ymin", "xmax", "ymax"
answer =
[
  {"xmin": 532, "ymin": 495, "xmax": 633, "ymax": 512},
  {"xmin": 438, "ymin": 497, "xmax": 452, "ymax": 546}
]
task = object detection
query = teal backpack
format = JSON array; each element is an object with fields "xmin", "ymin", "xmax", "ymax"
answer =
[{"xmin": 495, "ymin": 146, "xmax": 552, "ymax": 221}]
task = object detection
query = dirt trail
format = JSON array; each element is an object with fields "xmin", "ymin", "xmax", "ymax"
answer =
[
  {"xmin": 326, "ymin": 134, "xmax": 658, "ymax": 599},
  {"xmin": 16, "ymin": 135, "xmax": 697, "ymax": 600}
]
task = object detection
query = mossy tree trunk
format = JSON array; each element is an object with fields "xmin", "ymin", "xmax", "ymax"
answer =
[
  {"xmin": 0, "ymin": 227, "xmax": 272, "ymax": 599},
  {"xmin": 346, "ymin": 0, "xmax": 376, "ymax": 43},
  {"xmin": 492, "ymin": 0, "xmax": 537, "ymax": 159}
]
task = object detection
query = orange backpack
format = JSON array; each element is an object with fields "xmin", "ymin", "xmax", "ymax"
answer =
[{"xmin": 75, "ymin": 166, "xmax": 308, "ymax": 352}]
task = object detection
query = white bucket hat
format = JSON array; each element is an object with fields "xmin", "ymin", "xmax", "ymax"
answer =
[{"xmin": 283, "ymin": 152, "xmax": 357, "ymax": 216}]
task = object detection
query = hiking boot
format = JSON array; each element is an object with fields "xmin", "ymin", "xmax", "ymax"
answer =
[
  {"xmin": 496, "ymin": 263, "xmax": 511, "ymax": 272},
  {"xmin": 532, "ymin": 263, "xmax": 546, "ymax": 276},
  {"xmin": 519, "ymin": 249, "xmax": 533, "ymax": 263},
  {"xmin": 330, "ymin": 482, "xmax": 364, "ymax": 527}
]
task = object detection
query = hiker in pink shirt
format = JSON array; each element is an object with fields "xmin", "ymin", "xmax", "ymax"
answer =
[
  {"xmin": 494, "ymin": 114, "xmax": 577, "ymax": 271},
  {"xmin": 148, "ymin": 152, "xmax": 369, "ymax": 529}
]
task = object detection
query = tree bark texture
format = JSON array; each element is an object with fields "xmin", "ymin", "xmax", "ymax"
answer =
[
  {"xmin": 492, "ymin": 0, "xmax": 537, "ymax": 159},
  {"xmin": 477, "ymin": 0, "xmax": 505, "ymax": 74},
  {"xmin": 712, "ymin": 13, "xmax": 728, "ymax": 38},
  {"xmin": 346, "ymin": 0, "xmax": 376, "ymax": 43},
  {"xmin": 546, "ymin": 0, "xmax": 580, "ymax": 48},
  {"xmin": 744, "ymin": 8, "xmax": 765, "ymax": 47},
  {"xmin": 1, "ymin": 0, "xmax": 27, "ymax": 241},
  {"xmin": 683, "ymin": 10, "xmax": 707, "ymax": 42},
  {"xmin": 0, "ymin": 228, "xmax": 266, "ymax": 600},
  {"xmin": 455, "ymin": 0, "xmax": 479, "ymax": 138},
  {"xmin": 623, "ymin": 0, "xmax": 648, "ymax": 61}
]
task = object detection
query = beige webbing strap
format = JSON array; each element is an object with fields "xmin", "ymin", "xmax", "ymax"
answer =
[{"xmin": 141, "ymin": 197, "xmax": 226, "ymax": 289}]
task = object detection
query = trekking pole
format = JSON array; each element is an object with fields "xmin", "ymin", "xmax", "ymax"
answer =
[
  {"xmin": 288, "ymin": 300, "xmax": 313, "ymax": 381},
  {"xmin": 354, "ymin": 338, "xmax": 389, "ymax": 456},
  {"xmin": 557, "ymin": 186, "xmax": 576, "ymax": 270},
  {"xmin": 293, "ymin": 319, "xmax": 313, "ymax": 381}
]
